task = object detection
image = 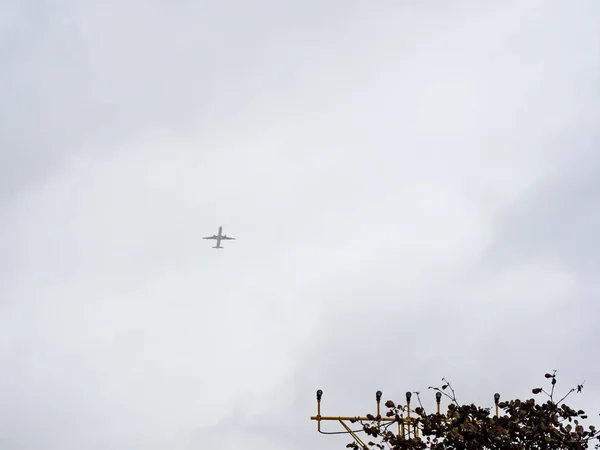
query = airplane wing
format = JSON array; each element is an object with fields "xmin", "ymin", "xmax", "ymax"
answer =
[
  {"xmin": 203, "ymin": 235, "xmax": 218, "ymax": 240},
  {"xmin": 221, "ymin": 235, "xmax": 235, "ymax": 240}
]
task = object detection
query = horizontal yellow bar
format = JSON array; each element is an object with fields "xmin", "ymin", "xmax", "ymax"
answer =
[
  {"xmin": 311, "ymin": 416, "xmax": 401, "ymax": 422},
  {"xmin": 310, "ymin": 416, "xmax": 462, "ymax": 424}
]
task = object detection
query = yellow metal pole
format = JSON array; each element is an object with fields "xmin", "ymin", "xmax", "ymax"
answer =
[
  {"xmin": 316, "ymin": 390, "xmax": 322, "ymax": 432},
  {"xmin": 405, "ymin": 392, "xmax": 412, "ymax": 438},
  {"xmin": 494, "ymin": 393, "xmax": 500, "ymax": 418},
  {"xmin": 376, "ymin": 391, "xmax": 382, "ymax": 430}
]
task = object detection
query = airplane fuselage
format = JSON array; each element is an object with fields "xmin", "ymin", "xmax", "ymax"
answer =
[{"xmin": 214, "ymin": 226, "xmax": 223, "ymax": 248}]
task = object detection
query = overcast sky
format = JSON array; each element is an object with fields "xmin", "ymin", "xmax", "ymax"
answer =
[{"xmin": 2, "ymin": 1, "xmax": 600, "ymax": 449}]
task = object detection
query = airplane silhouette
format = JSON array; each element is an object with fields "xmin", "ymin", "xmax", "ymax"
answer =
[{"xmin": 202, "ymin": 226, "xmax": 235, "ymax": 249}]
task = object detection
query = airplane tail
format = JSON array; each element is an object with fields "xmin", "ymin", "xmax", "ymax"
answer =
[{"xmin": 212, "ymin": 246, "xmax": 223, "ymax": 249}]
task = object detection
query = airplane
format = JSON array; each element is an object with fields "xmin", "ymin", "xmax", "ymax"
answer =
[{"xmin": 203, "ymin": 226, "xmax": 235, "ymax": 249}]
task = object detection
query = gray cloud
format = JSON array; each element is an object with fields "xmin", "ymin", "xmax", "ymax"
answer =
[
  {"xmin": 488, "ymin": 146, "xmax": 600, "ymax": 277},
  {"xmin": 2, "ymin": 1, "xmax": 600, "ymax": 449}
]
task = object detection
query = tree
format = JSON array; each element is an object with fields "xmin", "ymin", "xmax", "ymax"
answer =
[{"xmin": 347, "ymin": 371, "xmax": 599, "ymax": 450}]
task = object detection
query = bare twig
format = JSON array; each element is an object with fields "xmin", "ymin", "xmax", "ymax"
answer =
[{"xmin": 414, "ymin": 391, "xmax": 425, "ymax": 413}]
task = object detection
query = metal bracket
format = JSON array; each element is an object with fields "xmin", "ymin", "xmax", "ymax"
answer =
[{"xmin": 311, "ymin": 389, "xmax": 501, "ymax": 448}]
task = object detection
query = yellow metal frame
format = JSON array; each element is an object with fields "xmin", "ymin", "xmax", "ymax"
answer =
[{"xmin": 311, "ymin": 390, "xmax": 501, "ymax": 450}]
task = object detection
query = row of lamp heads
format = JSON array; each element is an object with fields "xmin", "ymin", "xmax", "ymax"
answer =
[{"xmin": 316, "ymin": 390, "xmax": 502, "ymax": 405}]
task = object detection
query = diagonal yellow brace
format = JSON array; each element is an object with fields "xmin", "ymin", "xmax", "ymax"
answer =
[{"xmin": 339, "ymin": 419, "xmax": 369, "ymax": 450}]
